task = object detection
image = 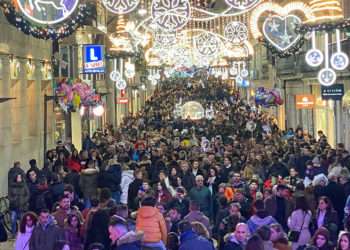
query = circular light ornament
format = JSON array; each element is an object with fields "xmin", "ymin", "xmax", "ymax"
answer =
[
  {"xmin": 225, "ymin": 0, "xmax": 260, "ymax": 10},
  {"xmin": 16, "ymin": 0, "xmax": 79, "ymax": 25},
  {"xmin": 224, "ymin": 21, "xmax": 248, "ymax": 44},
  {"xmin": 102, "ymin": 0, "xmax": 140, "ymax": 14},
  {"xmin": 151, "ymin": 0, "xmax": 191, "ymax": 32},
  {"xmin": 116, "ymin": 79, "xmax": 127, "ymax": 90},
  {"xmin": 330, "ymin": 52, "xmax": 349, "ymax": 71},
  {"xmin": 318, "ymin": 68, "xmax": 336, "ymax": 86},
  {"xmin": 93, "ymin": 105, "xmax": 105, "ymax": 116},
  {"xmin": 124, "ymin": 62, "xmax": 136, "ymax": 78},
  {"xmin": 240, "ymin": 69, "xmax": 249, "ymax": 78},
  {"xmin": 195, "ymin": 32, "xmax": 220, "ymax": 57},
  {"xmin": 305, "ymin": 49, "xmax": 324, "ymax": 67},
  {"xmin": 110, "ymin": 70, "xmax": 121, "ymax": 81},
  {"xmin": 181, "ymin": 101, "xmax": 205, "ymax": 120},
  {"xmin": 236, "ymin": 75, "xmax": 243, "ymax": 85}
]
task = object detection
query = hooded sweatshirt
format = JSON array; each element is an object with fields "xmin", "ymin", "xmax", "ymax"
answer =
[
  {"xmin": 136, "ymin": 206, "xmax": 167, "ymax": 244},
  {"xmin": 247, "ymin": 211, "xmax": 277, "ymax": 233}
]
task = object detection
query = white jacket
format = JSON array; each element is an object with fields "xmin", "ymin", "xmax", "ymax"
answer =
[
  {"xmin": 120, "ymin": 170, "xmax": 134, "ymax": 204},
  {"xmin": 15, "ymin": 226, "xmax": 34, "ymax": 250}
]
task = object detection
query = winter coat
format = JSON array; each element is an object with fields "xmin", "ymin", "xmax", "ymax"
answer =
[
  {"xmin": 112, "ymin": 231, "xmax": 144, "ymax": 250},
  {"xmin": 265, "ymin": 195, "xmax": 294, "ymax": 225},
  {"xmin": 85, "ymin": 208, "xmax": 111, "ymax": 250},
  {"xmin": 8, "ymin": 166, "xmax": 25, "ymax": 188},
  {"xmin": 288, "ymin": 209, "xmax": 312, "ymax": 250},
  {"xmin": 128, "ymin": 179, "xmax": 143, "ymax": 210},
  {"xmin": 223, "ymin": 234, "xmax": 244, "ymax": 250},
  {"xmin": 98, "ymin": 164, "xmax": 122, "ymax": 192},
  {"xmin": 79, "ymin": 168, "xmax": 99, "ymax": 199},
  {"xmin": 179, "ymin": 230, "xmax": 215, "ymax": 250},
  {"xmin": 184, "ymin": 211, "xmax": 211, "ymax": 234},
  {"xmin": 52, "ymin": 207, "xmax": 83, "ymax": 228},
  {"xmin": 64, "ymin": 226, "xmax": 84, "ymax": 250},
  {"xmin": 247, "ymin": 212, "xmax": 277, "ymax": 233},
  {"xmin": 189, "ymin": 186, "xmax": 213, "ymax": 218},
  {"xmin": 120, "ymin": 170, "xmax": 134, "ymax": 204},
  {"xmin": 15, "ymin": 226, "xmax": 34, "ymax": 250},
  {"xmin": 8, "ymin": 181, "xmax": 30, "ymax": 212},
  {"xmin": 136, "ymin": 206, "xmax": 167, "ymax": 244},
  {"xmin": 181, "ymin": 171, "xmax": 195, "ymax": 192},
  {"xmin": 29, "ymin": 216, "xmax": 65, "ymax": 250}
]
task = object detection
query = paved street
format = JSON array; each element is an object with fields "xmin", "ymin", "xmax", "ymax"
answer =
[{"xmin": 0, "ymin": 240, "xmax": 13, "ymax": 249}]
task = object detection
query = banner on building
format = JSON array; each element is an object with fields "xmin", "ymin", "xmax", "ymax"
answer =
[
  {"xmin": 321, "ymin": 84, "xmax": 344, "ymax": 100},
  {"xmin": 117, "ymin": 98, "xmax": 128, "ymax": 104},
  {"xmin": 83, "ymin": 45, "xmax": 105, "ymax": 73},
  {"xmin": 296, "ymin": 94, "xmax": 315, "ymax": 109}
]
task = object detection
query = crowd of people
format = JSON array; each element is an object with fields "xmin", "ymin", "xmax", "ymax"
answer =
[{"xmin": 2, "ymin": 79, "xmax": 350, "ymax": 250}]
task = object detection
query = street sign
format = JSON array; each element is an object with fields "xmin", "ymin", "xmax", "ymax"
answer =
[
  {"xmin": 83, "ymin": 45, "xmax": 105, "ymax": 73},
  {"xmin": 321, "ymin": 84, "xmax": 344, "ymax": 100},
  {"xmin": 296, "ymin": 94, "xmax": 315, "ymax": 109},
  {"xmin": 117, "ymin": 98, "xmax": 128, "ymax": 104}
]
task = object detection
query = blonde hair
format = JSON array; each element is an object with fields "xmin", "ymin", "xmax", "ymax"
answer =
[{"xmin": 191, "ymin": 221, "xmax": 210, "ymax": 239}]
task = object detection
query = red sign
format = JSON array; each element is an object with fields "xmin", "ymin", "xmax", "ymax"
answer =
[
  {"xmin": 121, "ymin": 89, "xmax": 126, "ymax": 97},
  {"xmin": 117, "ymin": 98, "xmax": 128, "ymax": 104}
]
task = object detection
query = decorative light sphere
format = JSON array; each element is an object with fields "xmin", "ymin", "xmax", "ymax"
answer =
[
  {"xmin": 181, "ymin": 101, "xmax": 205, "ymax": 120},
  {"xmin": 93, "ymin": 105, "xmax": 105, "ymax": 116},
  {"xmin": 305, "ymin": 49, "xmax": 324, "ymax": 67},
  {"xmin": 318, "ymin": 68, "xmax": 336, "ymax": 86},
  {"xmin": 330, "ymin": 52, "xmax": 349, "ymax": 71}
]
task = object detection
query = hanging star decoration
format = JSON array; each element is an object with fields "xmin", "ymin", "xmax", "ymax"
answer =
[{"xmin": 269, "ymin": 20, "xmax": 280, "ymax": 32}]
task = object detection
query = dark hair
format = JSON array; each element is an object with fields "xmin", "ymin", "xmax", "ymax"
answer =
[
  {"xmin": 58, "ymin": 194, "xmax": 70, "ymax": 202},
  {"xmin": 189, "ymin": 200, "xmax": 200, "ymax": 211},
  {"xmin": 311, "ymin": 227, "xmax": 330, "ymax": 247},
  {"xmin": 167, "ymin": 232, "xmax": 179, "ymax": 250},
  {"xmin": 254, "ymin": 200, "xmax": 265, "ymax": 211},
  {"xmin": 91, "ymin": 198, "xmax": 99, "ymax": 208},
  {"xmin": 88, "ymin": 243, "xmax": 105, "ymax": 250},
  {"xmin": 19, "ymin": 212, "xmax": 37, "ymax": 233},
  {"xmin": 178, "ymin": 220, "xmax": 192, "ymax": 234},
  {"xmin": 141, "ymin": 196, "xmax": 157, "ymax": 207},
  {"xmin": 64, "ymin": 184, "xmax": 75, "ymax": 193},
  {"xmin": 337, "ymin": 232, "xmax": 350, "ymax": 250},
  {"xmin": 67, "ymin": 214, "xmax": 81, "ymax": 232},
  {"xmin": 100, "ymin": 188, "xmax": 112, "ymax": 203},
  {"xmin": 245, "ymin": 235, "xmax": 264, "ymax": 250},
  {"xmin": 256, "ymin": 225, "xmax": 271, "ymax": 241},
  {"xmin": 319, "ymin": 196, "xmax": 333, "ymax": 211},
  {"xmin": 295, "ymin": 196, "xmax": 310, "ymax": 212},
  {"xmin": 39, "ymin": 208, "xmax": 50, "ymax": 214}
]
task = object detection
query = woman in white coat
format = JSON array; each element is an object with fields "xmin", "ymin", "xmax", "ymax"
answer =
[
  {"xmin": 288, "ymin": 196, "xmax": 312, "ymax": 250},
  {"xmin": 15, "ymin": 212, "xmax": 37, "ymax": 250}
]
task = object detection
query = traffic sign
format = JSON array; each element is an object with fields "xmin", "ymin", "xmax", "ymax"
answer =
[{"xmin": 83, "ymin": 45, "xmax": 105, "ymax": 73}]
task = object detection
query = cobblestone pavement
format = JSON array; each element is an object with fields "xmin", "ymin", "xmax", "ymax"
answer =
[{"xmin": 0, "ymin": 240, "xmax": 14, "ymax": 249}]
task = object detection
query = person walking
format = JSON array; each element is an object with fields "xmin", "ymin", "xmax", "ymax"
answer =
[
  {"xmin": 15, "ymin": 212, "xmax": 37, "ymax": 250},
  {"xmin": 288, "ymin": 196, "xmax": 312, "ymax": 250}
]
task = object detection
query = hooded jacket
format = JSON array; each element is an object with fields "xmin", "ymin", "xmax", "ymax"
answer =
[
  {"xmin": 247, "ymin": 211, "xmax": 277, "ymax": 233},
  {"xmin": 136, "ymin": 206, "xmax": 167, "ymax": 244},
  {"xmin": 223, "ymin": 234, "xmax": 245, "ymax": 250},
  {"xmin": 8, "ymin": 181, "xmax": 30, "ymax": 211},
  {"xmin": 112, "ymin": 231, "xmax": 144, "ymax": 250}
]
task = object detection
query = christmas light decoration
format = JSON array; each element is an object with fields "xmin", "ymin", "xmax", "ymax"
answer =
[
  {"xmin": 330, "ymin": 29, "xmax": 349, "ymax": 71},
  {"xmin": 318, "ymin": 33, "xmax": 336, "ymax": 86},
  {"xmin": 16, "ymin": 0, "xmax": 79, "ymax": 25},
  {"xmin": 262, "ymin": 15, "xmax": 302, "ymax": 51},
  {"xmin": 305, "ymin": 30, "xmax": 324, "ymax": 67},
  {"xmin": 0, "ymin": 2, "xmax": 92, "ymax": 40},
  {"xmin": 102, "ymin": 0, "xmax": 140, "ymax": 15}
]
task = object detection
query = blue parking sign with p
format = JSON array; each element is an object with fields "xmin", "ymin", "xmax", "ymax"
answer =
[{"xmin": 83, "ymin": 45, "xmax": 105, "ymax": 73}]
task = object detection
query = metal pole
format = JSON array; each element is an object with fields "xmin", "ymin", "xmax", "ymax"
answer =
[{"xmin": 44, "ymin": 94, "xmax": 48, "ymax": 163}]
